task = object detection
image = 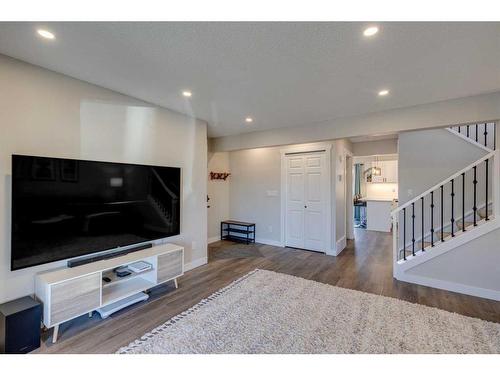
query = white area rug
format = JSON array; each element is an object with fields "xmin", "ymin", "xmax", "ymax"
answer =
[{"xmin": 118, "ymin": 269, "xmax": 500, "ymax": 354}]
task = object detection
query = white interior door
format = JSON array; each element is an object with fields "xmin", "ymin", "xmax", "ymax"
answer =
[{"xmin": 285, "ymin": 152, "xmax": 327, "ymax": 252}]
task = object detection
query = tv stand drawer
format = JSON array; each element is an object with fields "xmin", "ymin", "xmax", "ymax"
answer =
[
  {"xmin": 49, "ymin": 273, "xmax": 101, "ymax": 326},
  {"xmin": 157, "ymin": 249, "xmax": 183, "ymax": 283}
]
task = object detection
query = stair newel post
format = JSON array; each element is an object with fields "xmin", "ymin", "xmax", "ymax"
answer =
[
  {"xmin": 421, "ymin": 197, "xmax": 425, "ymax": 252},
  {"xmin": 430, "ymin": 191, "xmax": 434, "ymax": 247},
  {"xmin": 440, "ymin": 185, "xmax": 444, "ymax": 242},
  {"xmin": 462, "ymin": 173, "xmax": 466, "ymax": 232},
  {"xmin": 450, "ymin": 179, "xmax": 455, "ymax": 237},
  {"xmin": 411, "ymin": 202, "xmax": 415, "ymax": 257},
  {"xmin": 403, "ymin": 208, "xmax": 406, "ymax": 261},
  {"xmin": 473, "ymin": 166, "xmax": 478, "ymax": 226},
  {"xmin": 485, "ymin": 159, "xmax": 489, "ymax": 221}
]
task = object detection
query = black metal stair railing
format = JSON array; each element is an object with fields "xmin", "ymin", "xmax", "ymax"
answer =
[
  {"xmin": 430, "ymin": 191, "xmax": 434, "ymax": 247},
  {"xmin": 473, "ymin": 166, "xmax": 477, "ymax": 226},
  {"xmin": 394, "ymin": 150, "xmax": 495, "ymax": 262},
  {"xmin": 462, "ymin": 173, "xmax": 466, "ymax": 232},
  {"xmin": 485, "ymin": 159, "xmax": 489, "ymax": 221},
  {"xmin": 411, "ymin": 202, "xmax": 415, "ymax": 257},
  {"xmin": 450, "ymin": 123, "xmax": 496, "ymax": 150},
  {"xmin": 451, "ymin": 179, "xmax": 455, "ymax": 237},
  {"xmin": 441, "ymin": 185, "xmax": 444, "ymax": 242},
  {"xmin": 421, "ymin": 197, "xmax": 425, "ymax": 252},
  {"xmin": 403, "ymin": 208, "xmax": 406, "ymax": 261}
]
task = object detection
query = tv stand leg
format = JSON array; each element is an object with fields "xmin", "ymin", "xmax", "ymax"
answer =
[
  {"xmin": 52, "ymin": 325, "xmax": 59, "ymax": 344},
  {"xmin": 174, "ymin": 278, "xmax": 178, "ymax": 289}
]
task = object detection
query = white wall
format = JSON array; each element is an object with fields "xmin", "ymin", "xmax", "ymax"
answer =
[
  {"xmin": 352, "ymin": 139, "xmax": 398, "ymax": 156},
  {"xmin": 398, "ymin": 129, "xmax": 487, "ymax": 204},
  {"xmin": 229, "ymin": 147, "xmax": 282, "ymax": 245},
  {"xmin": 211, "ymin": 91, "xmax": 500, "ymax": 152},
  {"xmin": 406, "ymin": 227, "xmax": 500, "ymax": 298},
  {"xmin": 0, "ymin": 55, "xmax": 208, "ymax": 303},
  {"xmin": 366, "ymin": 183, "xmax": 398, "ymax": 200},
  {"xmin": 207, "ymin": 152, "xmax": 230, "ymax": 241}
]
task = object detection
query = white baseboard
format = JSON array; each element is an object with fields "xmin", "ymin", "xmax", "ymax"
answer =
[
  {"xmin": 208, "ymin": 236, "xmax": 220, "ymax": 244},
  {"xmin": 255, "ymin": 237, "xmax": 283, "ymax": 247},
  {"xmin": 396, "ymin": 273, "xmax": 500, "ymax": 302},
  {"xmin": 184, "ymin": 257, "xmax": 208, "ymax": 272}
]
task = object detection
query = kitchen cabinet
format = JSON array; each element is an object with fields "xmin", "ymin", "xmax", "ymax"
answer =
[
  {"xmin": 365, "ymin": 199, "xmax": 393, "ymax": 232},
  {"xmin": 382, "ymin": 160, "xmax": 398, "ymax": 183},
  {"xmin": 367, "ymin": 160, "xmax": 398, "ymax": 183}
]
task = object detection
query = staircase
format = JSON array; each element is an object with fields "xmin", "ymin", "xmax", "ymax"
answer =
[{"xmin": 391, "ymin": 122, "xmax": 500, "ymax": 299}]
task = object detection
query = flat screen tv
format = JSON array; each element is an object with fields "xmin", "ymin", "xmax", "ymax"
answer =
[{"xmin": 11, "ymin": 155, "xmax": 181, "ymax": 270}]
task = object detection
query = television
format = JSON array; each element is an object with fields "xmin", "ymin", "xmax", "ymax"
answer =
[{"xmin": 11, "ymin": 155, "xmax": 181, "ymax": 270}]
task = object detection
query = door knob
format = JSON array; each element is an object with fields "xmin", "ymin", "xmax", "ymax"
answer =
[{"xmin": 304, "ymin": 205, "xmax": 307, "ymax": 208}]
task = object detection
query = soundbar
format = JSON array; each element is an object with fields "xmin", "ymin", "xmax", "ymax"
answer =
[{"xmin": 67, "ymin": 243, "xmax": 154, "ymax": 268}]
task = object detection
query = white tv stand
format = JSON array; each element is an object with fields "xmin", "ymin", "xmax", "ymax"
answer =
[{"xmin": 35, "ymin": 243, "xmax": 184, "ymax": 343}]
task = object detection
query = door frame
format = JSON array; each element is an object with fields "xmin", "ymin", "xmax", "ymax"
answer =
[
  {"xmin": 280, "ymin": 143, "xmax": 333, "ymax": 254},
  {"xmin": 344, "ymin": 149, "xmax": 355, "ymax": 241}
]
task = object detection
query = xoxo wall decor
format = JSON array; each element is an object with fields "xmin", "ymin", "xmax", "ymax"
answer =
[{"xmin": 210, "ymin": 172, "xmax": 231, "ymax": 181}]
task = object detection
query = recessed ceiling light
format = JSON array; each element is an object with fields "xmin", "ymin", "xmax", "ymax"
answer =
[
  {"xmin": 37, "ymin": 29, "xmax": 55, "ymax": 40},
  {"xmin": 245, "ymin": 117, "xmax": 253, "ymax": 123},
  {"xmin": 378, "ymin": 89, "xmax": 389, "ymax": 96},
  {"xmin": 363, "ymin": 26, "xmax": 379, "ymax": 37},
  {"xmin": 182, "ymin": 90, "xmax": 192, "ymax": 98}
]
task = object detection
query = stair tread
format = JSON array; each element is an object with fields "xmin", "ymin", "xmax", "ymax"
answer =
[
  {"xmin": 477, "ymin": 207, "xmax": 493, "ymax": 218},
  {"xmin": 435, "ymin": 231, "xmax": 452, "ymax": 241},
  {"xmin": 435, "ymin": 230, "xmax": 451, "ymax": 235},
  {"xmin": 402, "ymin": 241, "xmax": 432, "ymax": 253},
  {"xmin": 456, "ymin": 221, "xmax": 474, "ymax": 229}
]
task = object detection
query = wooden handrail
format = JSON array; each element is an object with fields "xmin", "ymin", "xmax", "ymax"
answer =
[{"xmin": 392, "ymin": 151, "xmax": 495, "ymax": 216}]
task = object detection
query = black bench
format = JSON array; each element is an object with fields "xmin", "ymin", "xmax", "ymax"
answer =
[{"xmin": 220, "ymin": 220, "xmax": 256, "ymax": 244}]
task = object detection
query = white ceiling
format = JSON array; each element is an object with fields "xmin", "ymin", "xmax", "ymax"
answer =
[{"xmin": 0, "ymin": 22, "xmax": 499, "ymax": 138}]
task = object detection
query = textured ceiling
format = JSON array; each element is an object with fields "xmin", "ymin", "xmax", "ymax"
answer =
[{"xmin": 0, "ymin": 22, "xmax": 499, "ymax": 137}]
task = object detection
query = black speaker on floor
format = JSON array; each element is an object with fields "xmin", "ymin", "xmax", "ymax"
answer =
[{"xmin": 0, "ymin": 296, "xmax": 42, "ymax": 354}]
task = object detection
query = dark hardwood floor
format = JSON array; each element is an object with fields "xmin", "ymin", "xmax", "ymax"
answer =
[{"xmin": 36, "ymin": 228, "xmax": 500, "ymax": 353}]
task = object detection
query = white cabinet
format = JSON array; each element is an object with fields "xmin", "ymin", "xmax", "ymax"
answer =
[
  {"xmin": 367, "ymin": 160, "xmax": 398, "ymax": 183},
  {"xmin": 382, "ymin": 160, "xmax": 398, "ymax": 183},
  {"xmin": 366, "ymin": 200, "xmax": 393, "ymax": 232}
]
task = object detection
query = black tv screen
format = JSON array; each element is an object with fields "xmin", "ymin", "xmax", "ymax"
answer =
[{"xmin": 11, "ymin": 155, "xmax": 181, "ymax": 270}]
